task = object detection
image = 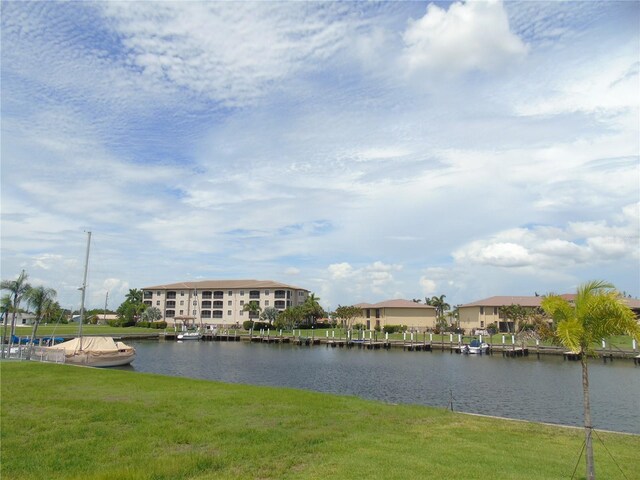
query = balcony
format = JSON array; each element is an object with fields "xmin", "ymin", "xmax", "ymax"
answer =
[
  {"xmin": 212, "ymin": 310, "xmax": 223, "ymax": 319},
  {"xmin": 167, "ymin": 291, "xmax": 176, "ymax": 299},
  {"xmin": 165, "ymin": 310, "xmax": 175, "ymax": 318},
  {"xmin": 275, "ymin": 290, "xmax": 286, "ymax": 299},
  {"xmin": 213, "ymin": 301, "xmax": 223, "ymax": 308},
  {"xmin": 214, "ymin": 291, "xmax": 224, "ymax": 299},
  {"xmin": 275, "ymin": 301, "xmax": 285, "ymax": 309},
  {"xmin": 202, "ymin": 291, "xmax": 212, "ymax": 299},
  {"xmin": 249, "ymin": 290, "xmax": 260, "ymax": 299},
  {"xmin": 201, "ymin": 310, "xmax": 211, "ymax": 319},
  {"xmin": 202, "ymin": 301, "xmax": 212, "ymax": 309},
  {"xmin": 166, "ymin": 301, "xmax": 176, "ymax": 308},
  {"xmin": 143, "ymin": 291, "xmax": 153, "ymax": 299}
]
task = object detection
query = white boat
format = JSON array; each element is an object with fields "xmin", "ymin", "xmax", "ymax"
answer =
[
  {"xmin": 177, "ymin": 330, "xmax": 201, "ymax": 341},
  {"xmin": 45, "ymin": 336, "xmax": 136, "ymax": 367},
  {"xmin": 41, "ymin": 232, "xmax": 136, "ymax": 367},
  {"xmin": 467, "ymin": 339, "xmax": 489, "ymax": 354}
]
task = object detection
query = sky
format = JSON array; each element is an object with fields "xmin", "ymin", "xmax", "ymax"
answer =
[{"xmin": 1, "ymin": 0, "xmax": 639, "ymax": 313}]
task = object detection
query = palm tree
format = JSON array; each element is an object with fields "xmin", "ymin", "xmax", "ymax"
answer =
[
  {"xmin": 24, "ymin": 285, "xmax": 57, "ymax": 360},
  {"xmin": 541, "ymin": 281, "xmax": 640, "ymax": 480},
  {"xmin": 243, "ymin": 301, "xmax": 262, "ymax": 329},
  {"xmin": 303, "ymin": 293, "xmax": 325, "ymax": 326},
  {"xmin": 125, "ymin": 288, "xmax": 143, "ymax": 304},
  {"xmin": 426, "ymin": 295, "xmax": 451, "ymax": 320},
  {"xmin": 1, "ymin": 271, "xmax": 32, "ymax": 358}
]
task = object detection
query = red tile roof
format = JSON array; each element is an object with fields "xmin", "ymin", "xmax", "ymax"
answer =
[{"xmin": 142, "ymin": 280, "xmax": 308, "ymax": 291}]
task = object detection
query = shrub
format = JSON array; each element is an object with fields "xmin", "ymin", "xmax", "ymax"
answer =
[
  {"xmin": 383, "ymin": 325, "xmax": 406, "ymax": 334},
  {"xmin": 242, "ymin": 320, "xmax": 253, "ymax": 331},
  {"xmin": 152, "ymin": 321, "xmax": 167, "ymax": 329}
]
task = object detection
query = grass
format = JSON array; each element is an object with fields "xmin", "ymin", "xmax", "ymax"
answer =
[
  {"xmin": 2, "ymin": 362, "xmax": 639, "ymax": 480},
  {"xmin": 11, "ymin": 325, "xmax": 162, "ymax": 337}
]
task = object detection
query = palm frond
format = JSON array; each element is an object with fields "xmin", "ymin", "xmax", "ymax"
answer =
[{"xmin": 555, "ymin": 318, "xmax": 584, "ymax": 352}]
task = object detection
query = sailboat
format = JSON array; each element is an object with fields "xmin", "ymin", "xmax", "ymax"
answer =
[{"xmin": 44, "ymin": 232, "xmax": 136, "ymax": 367}]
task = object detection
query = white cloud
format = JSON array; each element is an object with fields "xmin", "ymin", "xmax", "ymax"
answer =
[
  {"xmin": 402, "ymin": 0, "xmax": 528, "ymax": 74},
  {"xmin": 453, "ymin": 203, "xmax": 639, "ymax": 269}
]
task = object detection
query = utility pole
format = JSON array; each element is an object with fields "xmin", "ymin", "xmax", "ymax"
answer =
[{"xmin": 103, "ymin": 291, "xmax": 109, "ymax": 325}]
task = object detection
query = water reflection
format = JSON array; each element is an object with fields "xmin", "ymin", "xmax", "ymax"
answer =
[{"xmin": 124, "ymin": 340, "xmax": 640, "ymax": 434}]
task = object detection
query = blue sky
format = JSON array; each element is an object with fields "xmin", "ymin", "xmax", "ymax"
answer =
[{"xmin": 1, "ymin": 1, "xmax": 638, "ymax": 312}]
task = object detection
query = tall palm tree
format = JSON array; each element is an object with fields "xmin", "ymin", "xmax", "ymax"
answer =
[
  {"xmin": 243, "ymin": 301, "xmax": 262, "ymax": 329},
  {"xmin": 125, "ymin": 288, "xmax": 143, "ymax": 304},
  {"xmin": 24, "ymin": 285, "xmax": 57, "ymax": 360},
  {"xmin": 1, "ymin": 271, "xmax": 32, "ymax": 358},
  {"xmin": 303, "ymin": 293, "xmax": 324, "ymax": 326},
  {"xmin": 426, "ymin": 295, "xmax": 451, "ymax": 320},
  {"xmin": 541, "ymin": 281, "xmax": 640, "ymax": 480}
]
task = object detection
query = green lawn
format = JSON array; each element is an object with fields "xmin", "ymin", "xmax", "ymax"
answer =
[{"xmin": 2, "ymin": 362, "xmax": 638, "ymax": 480}]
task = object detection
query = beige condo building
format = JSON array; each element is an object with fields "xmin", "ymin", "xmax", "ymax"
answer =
[
  {"xmin": 353, "ymin": 299, "xmax": 437, "ymax": 331},
  {"xmin": 141, "ymin": 280, "xmax": 309, "ymax": 327}
]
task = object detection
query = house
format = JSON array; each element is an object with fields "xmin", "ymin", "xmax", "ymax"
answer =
[
  {"xmin": 141, "ymin": 280, "xmax": 309, "ymax": 327},
  {"xmin": 459, "ymin": 295, "xmax": 640, "ymax": 333},
  {"xmin": 353, "ymin": 299, "xmax": 437, "ymax": 331}
]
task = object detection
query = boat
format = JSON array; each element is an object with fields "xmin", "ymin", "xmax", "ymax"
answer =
[
  {"xmin": 177, "ymin": 330, "xmax": 202, "ymax": 341},
  {"xmin": 42, "ymin": 232, "xmax": 136, "ymax": 367},
  {"xmin": 467, "ymin": 339, "xmax": 489, "ymax": 354},
  {"xmin": 46, "ymin": 336, "xmax": 136, "ymax": 367}
]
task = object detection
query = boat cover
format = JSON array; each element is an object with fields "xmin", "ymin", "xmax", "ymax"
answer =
[{"xmin": 47, "ymin": 336, "xmax": 133, "ymax": 354}]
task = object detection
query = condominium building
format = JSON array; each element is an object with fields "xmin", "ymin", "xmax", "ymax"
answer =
[
  {"xmin": 353, "ymin": 299, "xmax": 437, "ymax": 331},
  {"xmin": 141, "ymin": 280, "xmax": 309, "ymax": 327}
]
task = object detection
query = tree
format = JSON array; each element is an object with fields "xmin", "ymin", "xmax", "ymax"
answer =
[
  {"xmin": 260, "ymin": 306, "xmax": 279, "ymax": 325},
  {"xmin": 541, "ymin": 281, "xmax": 640, "ymax": 480},
  {"xmin": 242, "ymin": 301, "xmax": 262, "ymax": 329},
  {"xmin": 125, "ymin": 289, "xmax": 143, "ymax": 304},
  {"xmin": 426, "ymin": 295, "xmax": 451, "ymax": 326},
  {"xmin": 499, "ymin": 304, "xmax": 530, "ymax": 333},
  {"xmin": 302, "ymin": 293, "xmax": 325, "ymax": 326},
  {"xmin": 24, "ymin": 285, "xmax": 57, "ymax": 360},
  {"xmin": 1, "ymin": 271, "xmax": 32, "ymax": 358},
  {"xmin": 333, "ymin": 305, "xmax": 362, "ymax": 331},
  {"xmin": 141, "ymin": 306, "xmax": 162, "ymax": 322},
  {"xmin": 275, "ymin": 306, "xmax": 304, "ymax": 331}
]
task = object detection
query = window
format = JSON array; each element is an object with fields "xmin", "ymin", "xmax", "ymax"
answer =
[
  {"xmin": 156, "ymin": 291, "xmax": 161, "ymax": 296},
  {"xmin": 275, "ymin": 290, "xmax": 285, "ymax": 299},
  {"xmin": 212, "ymin": 310, "xmax": 223, "ymax": 319},
  {"xmin": 192, "ymin": 309, "xmax": 196, "ymax": 315},
  {"xmin": 179, "ymin": 310, "xmax": 183, "ymax": 315},
  {"xmin": 202, "ymin": 301, "xmax": 212, "ymax": 308},
  {"xmin": 166, "ymin": 301, "xmax": 176, "ymax": 308},
  {"xmin": 167, "ymin": 291, "xmax": 176, "ymax": 299},
  {"xmin": 201, "ymin": 310, "xmax": 211, "ymax": 319},
  {"xmin": 214, "ymin": 291, "xmax": 224, "ymax": 299},
  {"xmin": 298, "ymin": 291, "xmax": 304, "ymax": 296},
  {"xmin": 275, "ymin": 300, "xmax": 285, "ymax": 309},
  {"xmin": 480, "ymin": 321, "xmax": 485, "ymax": 328},
  {"xmin": 493, "ymin": 307, "xmax": 498, "ymax": 315},
  {"xmin": 249, "ymin": 290, "xmax": 260, "ymax": 299},
  {"xmin": 265, "ymin": 290, "xmax": 270, "ymax": 295},
  {"xmin": 156, "ymin": 300, "xmax": 160, "ymax": 306},
  {"xmin": 240, "ymin": 290, "xmax": 244, "ymax": 296},
  {"xmin": 180, "ymin": 291, "xmax": 185, "ymax": 296},
  {"xmin": 143, "ymin": 300, "xmax": 151, "ymax": 306},
  {"xmin": 228, "ymin": 300, "xmax": 232, "ymax": 306},
  {"xmin": 265, "ymin": 300, "xmax": 269, "ymax": 306},
  {"xmin": 480, "ymin": 307, "xmax": 485, "ymax": 315},
  {"xmin": 227, "ymin": 310, "xmax": 232, "ymax": 316},
  {"xmin": 240, "ymin": 311, "xmax": 244, "ymax": 316},
  {"xmin": 240, "ymin": 300, "xmax": 244, "ymax": 306},
  {"xmin": 180, "ymin": 300, "xmax": 184, "ymax": 306},
  {"xmin": 375, "ymin": 309, "xmax": 380, "ymax": 319},
  {"xmin": 366, "ymin": 309, "xmax": 370, "ymax": 318},
  {"xmin": 193, "ymin": 300, "xmax": 197, "ymax": 306},
  {"xmin": 202, "ymin": 291, "xmax": 212, "ymax": 299},
  {"xmin": 166, "ymin": 310, "xmax": 175, "ymax": 318},
  {"xmin": 228, "ymin": 291, "xmax": 232, "ymax": 296},
  {"xmin": 144, "ymin": 291, "xmax": 153, "ymax": 299}
]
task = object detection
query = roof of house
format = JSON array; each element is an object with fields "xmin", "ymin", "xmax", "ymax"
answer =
[
  {"xmin": 142, "ymin": 279, "xmax": 308, "ymax": 291},
  {"xmin": 461, "ymin": 294, "xmax": 640, "ymax": 310},
  {"xmin": 354, "ymin": 299, "xmax": 436, "ymax": 309}
]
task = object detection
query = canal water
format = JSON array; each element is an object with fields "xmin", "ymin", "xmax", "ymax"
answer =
[{"xmin": 123, "ymin": 340, "xmax": 640, "ymax": 434}]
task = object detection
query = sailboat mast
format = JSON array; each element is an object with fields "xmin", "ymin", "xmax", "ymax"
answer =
[{"xmin": 78, "ymin": 231, "xmax": 92, "ymax": 350}]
